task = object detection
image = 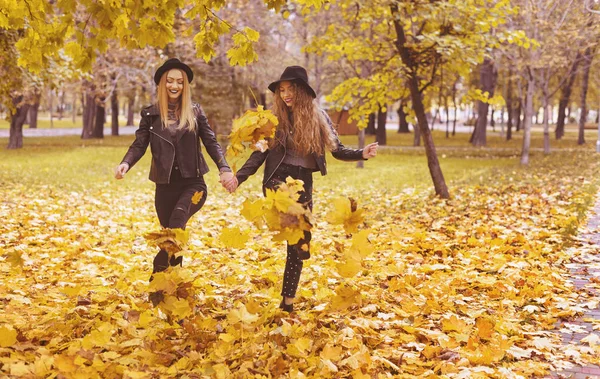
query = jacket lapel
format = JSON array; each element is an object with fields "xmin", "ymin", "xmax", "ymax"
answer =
[{"xmin": 149, "ymin": 117, "xmax": 173, "ymax": 144}]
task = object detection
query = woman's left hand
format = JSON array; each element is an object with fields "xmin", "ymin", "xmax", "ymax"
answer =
[
  {"xmin": 220, "ymin": 171, "xmax": 238, "ymax": 193},
  {"xmin": 362, "ymin": 142, "xmax": 378, "ymax": 159}
]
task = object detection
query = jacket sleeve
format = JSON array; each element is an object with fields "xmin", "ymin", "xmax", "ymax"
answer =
[
  {"xmin": 236, "ymin": 150, "xmax": 268, "ymax": 186},
  {"xmin": 196, "ymin": 106, "xmax": 231, "ymax": 173},
  {"xmin": 324, "ymin": 111, "xmax": 365, "ymax": 162},
  {"xmin": 121, "ymin": 112, "xmax": 151, "ymax": 169}
]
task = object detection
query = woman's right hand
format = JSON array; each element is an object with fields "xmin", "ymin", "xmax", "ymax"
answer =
[{"xmin": 114, "ymin": 163, "xmax": 129, "ymax": 179}]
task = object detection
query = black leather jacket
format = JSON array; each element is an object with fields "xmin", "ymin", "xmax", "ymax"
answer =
[
  {"xmin": 121, "ymin": 104, "xmax": 230, "ymax": 184},
  {"xmin": 236, "ymin": 115, "xmax": 365, "ymax": 187}
]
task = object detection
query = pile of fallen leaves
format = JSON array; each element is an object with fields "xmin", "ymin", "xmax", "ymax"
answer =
[{"xmin": 2, "ymin": 149, "xmax": 600, "ymax": 378}]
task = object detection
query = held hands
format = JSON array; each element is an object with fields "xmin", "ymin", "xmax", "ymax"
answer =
[
  {"xmin": 219, "ymin": 171, "xmax": 238, "ymax": 193},
  {"xmin": 114, "ymin": 163, "xmax": 129, "ymax": 179},
  {"xmin": 362, "ymin": 142, "xmax": 378, "ymax": 159}
]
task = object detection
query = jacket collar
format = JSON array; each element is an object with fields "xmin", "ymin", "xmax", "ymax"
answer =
[
  {"xmin": 142, "ymin": 104, "xmax": 160, "ymax": 117},
  {"xmin": 148, "ymin": 114, "xmax": 192, "ymax": 145}
]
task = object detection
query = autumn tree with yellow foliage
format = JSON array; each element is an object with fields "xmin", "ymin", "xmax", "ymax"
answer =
[{"xmin": 306, "ymin": 0, "xmax": 528, "ymax": 198}]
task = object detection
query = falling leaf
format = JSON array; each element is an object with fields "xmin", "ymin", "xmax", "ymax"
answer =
[
  {"xmin": 326, "ymin": 197, "xmax": 365, "ymax": 234},
  {"xmin": 219, "ymin": 226, "xmax": 250, "ymax": 249}
]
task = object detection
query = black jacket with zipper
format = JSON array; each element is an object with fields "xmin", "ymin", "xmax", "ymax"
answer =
[
  {"xmin": 121, "ymin": 104, "xmax": 230, "ymax": 184},
  {"xmin": 236, "ymin": 113, "xmax": 365, "ymax": 188}
]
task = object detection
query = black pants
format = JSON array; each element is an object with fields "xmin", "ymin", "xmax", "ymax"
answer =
[
  {"xmin": 152, "ymin": 168, "xmax": 207, "ymax": 273},
  {"xmin": 155, "ymin": 168, "xmax": 208, "ymax": 229},
  {"xmin": 265, "ymin": 163, "xmax": 313, "ymax": 299}
]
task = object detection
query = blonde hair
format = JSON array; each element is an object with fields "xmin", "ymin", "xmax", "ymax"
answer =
[
  {"xmin": 157, "ymin": 69, "xmax": 197, "ymax": 132},
  {"xmin": 271, "ymin": 81, "xmax": 337, "ymax": 155}
]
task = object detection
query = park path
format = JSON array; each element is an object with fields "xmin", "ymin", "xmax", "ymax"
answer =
[
  {"xmin": 550, "ymin": 193, "xmax": 600, "ymax": 378},
  {"xmin": 0, "ymin": 126, "xmax": 138, "ymax": 138}
]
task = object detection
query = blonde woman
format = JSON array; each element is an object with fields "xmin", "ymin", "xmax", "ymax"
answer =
[
  {"xmin": 235, "ymin": 66, "xmax": 378, "ymax": 312},
  {"xmin": 115, "ymin": 58, "xmax": 237, "ymax": 277}
]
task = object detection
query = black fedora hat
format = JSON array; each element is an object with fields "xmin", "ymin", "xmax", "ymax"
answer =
[
  {"xmin": 154, "ymin": 58, "xmax": 194, "ymax": 85},
  {"xmin": 268, "ymin": 66, "xmax": 316, "ymax": 98}
]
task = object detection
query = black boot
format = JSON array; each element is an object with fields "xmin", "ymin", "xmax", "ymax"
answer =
[
  {"xmin": 150, "ymin": 249, "xmax": 169, "ymax": 282},
  {"xmin": 279, "ymin": 299, "xmax": 294, "ymax": 313},
  {"xmin": 169, "ymin": 255, "xmax": 183, "ymax": 267}
]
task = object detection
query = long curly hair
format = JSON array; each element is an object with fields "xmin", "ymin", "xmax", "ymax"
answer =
[
  {"xmin": 270, "ymin": 81, "xmax": 338, "ymax": 155},
  {"xmin": 157, "ymin": 69, "xmax": 197, "ymax": 132}
]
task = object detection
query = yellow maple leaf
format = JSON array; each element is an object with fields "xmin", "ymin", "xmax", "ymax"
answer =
[
  {"xmin": 219, "ymin": 226, "xmax": 250, "ymax": 249},
  {"xmin": 326, "ymin": 197, "xmax": 365, "ymax": 234},
  {"xmin": 241, "ymin": 198, "xmax": 265, "ymax": 226},
  {"xmin": 212, "ymin": 363, "xmax": 232, "ymax": 379},
  {"xmin": 320, "ymin": 344, "xmax": 343, "ymax": 361},
  {"xmin": 148, "ymin": 272, "xmax": 178, "ymax": 295},
  {"xmin": 191, "ymin": 191, "xmax": 204, "ymax": 205},
  {"xmin": 138, "ymin": 310, "xmax": 154, "ymax": 328},
  {"xmin": 9, "ymin": 362, "xmax": 31, "ymax": 376},
  {"xmin": 145, "ymin": 228, "xmax": 189, "ymax": 253},
  {"xmin": 0, "ymin": 325, "xmax": 18, "ymax": 347},
  {"xmin": 441, "ymin": 315, "xmax": 470, "ymax": 333},
  {"xmin": 351, "ymin": 229, "xmax": 374, "ymax": 258},
  {"xmin": 476, "ymin": 317, "xmax": 495, "ymax": 340},
  {"xmin": 5, "ymin": 250, "xmax": 24, "ymax": 268},
  {"xmin": 227, "ymin": 304, "xmax": 259, "ymax": 324},
  {"xmin": 331, "ymin": 284, "xmax": 362, "ymax": 311},
  {"xmin": 287, "ymin": 337, "xmax": 312, "ymax": 357},
  {"xmin": 33, "ymin": 355, "xmax": 54, "ymax": 377},
  {"xmin": 337, "ymin": 258, "xmax": 362, "ymax": 278},
  {"xmin": 162, "ymin": 296, "xmax": 192, "ymax": 319}
]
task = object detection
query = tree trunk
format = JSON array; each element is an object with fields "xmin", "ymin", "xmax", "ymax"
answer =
[
  {"xmin": 356, "ymin": 129, "xmax": 365, "ymax": 169},
  {"xmin": 413, "ymin": 121, "xmax": 421, "ymax": 146},
  {"xmin": 93, "ymin": 98, "xmax": 105, "ymax": 138},
  {"xmin": 579, "ymin": 47, "xmax": 594, "ymax": 145},
  {"xmin": 111, "ymin": 82, "xmax": 119, "ymax": 136},
  {"xmin": 543, "ymin": 96, "xmax": 550, "ymax": 154},
  {"xmin": 397, "ymin": 102, "xmax": 410, "ymax": 133},
  {"xmin": 7, "ymin": 96, "xmax": 30, "ymax": 149},
  {"xmin": 520, "ymin": 77, "xmax": 535, "ymax": 165},
  {"xmin": 29, "ymin": 91, "xmax": 41, "ymax": 129},
  {"xmin": 515, "ymin": 100, "xmax": 522, "ymax": 132},
  {"xmin": 452, "ymin": 82, "xmax": 458, "ymax": 136},
  {"xmin": 81, "ymin": 82, "xmax": 97, "ymax": 139},
  {"xmin": 376, "ymin": 106, "xmax": 387, "ymax": 145},
  {"xmin": 127, "ymin": 94, "xmax": 135, "ymax": 126},
  {"xmin": 472, "ymin": 58, "xmax": 496, "ymax": 147},
  {"xmin": 58, "ymin": 91, "xmax": 65, "ymax": 120},
  {"xmin": 556, "ymin": 52, "xmax": 582, "ymax": 140},
  {"xmin": 391, "ymin": 4, "xmax": 449, "ymax": 198},
  {"xmin": 445, "ymin": 96, "xmax": 450, "ymax": 138},
  {"xmin": 48, "ymin": 89, "xmax": 54, "ymax": 128},
  {"xmin": 365, "ymin": 113, "xmax": 376, "ymax": 135},
  {"xmin": 490, "ymin": 108, "xmax": 495, "ymax": 132},
  {"xmin": 72, "ymin": 97, "xmax": 77, "ymax": 124}
]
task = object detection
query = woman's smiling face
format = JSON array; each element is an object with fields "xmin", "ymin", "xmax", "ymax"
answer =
[
  {"xmin": 279, "ymin": 81, "xmax": 295, "ymax": 107},
  {"xmin": 165, "ymin": 69, "xmax": 184, "ymax": 102}
]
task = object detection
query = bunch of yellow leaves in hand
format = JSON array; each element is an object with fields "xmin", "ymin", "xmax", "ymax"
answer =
[
  {"xmin": 241, "ymin": 177, "xmax": 312, "ymax": 244},
  {"xmin": 227, "ymin": 105, "xmax": 278, "ymax": 157}
]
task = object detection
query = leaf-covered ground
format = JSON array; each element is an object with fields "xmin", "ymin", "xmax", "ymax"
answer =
[{"xmin": 1, "ymin": 135, "xmax": 600, "ymax": 378}]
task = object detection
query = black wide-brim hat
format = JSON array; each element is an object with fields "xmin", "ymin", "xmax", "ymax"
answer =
[
  {"xmin": 154, "ymin": 58, "xmax": 194, "ymax": 85},
  {"xmin": 268, "ymin": 66, "xmax": 316, "ymax": 98}
]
